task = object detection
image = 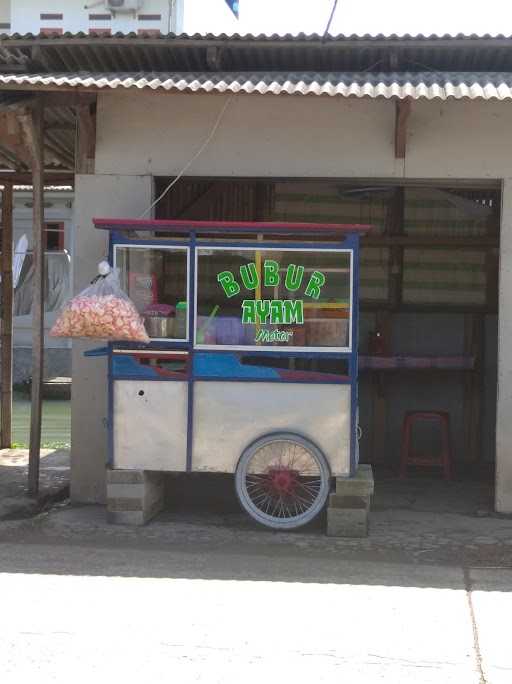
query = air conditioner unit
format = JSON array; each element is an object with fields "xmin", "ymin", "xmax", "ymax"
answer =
[{"xmin": 105, "ymin": 0, "xmax": 144, "ymax": 12}]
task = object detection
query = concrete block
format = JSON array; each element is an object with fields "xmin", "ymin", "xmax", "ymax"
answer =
[
  {"xmin": 335, "ymin": 464, "xmax": 374, "ymax": 497},
  {"xmin": 106, "ymin": 469, "xmax": 165, "ymax": 525},
  {"xmin": 106, "ymin": 469, "xmax": 144, "ymax": 485},
  {"xmin": 326, "ymin": 507, "xmax": 368, "ymax": 538},
  {"xmin": 329, "ymin": 494, "xmax": 369, "ymax": 510},
  {"xmin": 106, "ymin": 483, "xmax": 145, "ymax": 499}
]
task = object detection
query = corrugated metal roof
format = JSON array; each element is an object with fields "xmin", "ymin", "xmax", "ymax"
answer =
[
  {"xmin": 4, "ymin": 32, "xmax": 512, "ymax": 74},
  {"xmin": 5, "ymin": 31, "xmax": 512, "ymax": 42},
  {"xmin": 1, "ymin": 71, "xmax": 512, "ymax": 100}
]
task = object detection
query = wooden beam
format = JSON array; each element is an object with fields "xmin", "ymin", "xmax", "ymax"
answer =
[
  {"xmin": 20, "ymin": 100, "xmax": 45, "ymax": 496},
  {"xmin": 42, "ymin": 93, "xmax": 95, "ymax": 108},
  {"xmin": 76, "ymin": 103, "xmax": 96, "ymax": 174},
  {"xmin": 0, "ymin": 182, "xmax": 13, "ymax": 448},
  {"xmin": 394, "ymin": 98, "xmax": 411, "ymax": 159},
  {"xmin": 0, "ymin": 171, "xmax": 74, "ymax": 185}
]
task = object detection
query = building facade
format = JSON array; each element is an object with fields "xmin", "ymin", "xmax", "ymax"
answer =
[
  {"xmin": 0, "ymin": 0, "xmax": 179, "ymax": 35},
  {"xmin": 0, "ymin": 32, "xmax": 510, "ymax": 514},
  {"xmin": 70, "ymin": 88, "xmax": 507, "ymax": 508}
]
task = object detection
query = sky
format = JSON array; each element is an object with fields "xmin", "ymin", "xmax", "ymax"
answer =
[{"xmin": 183, "ymin": 0, "xmax": 512, "ymax": 36}]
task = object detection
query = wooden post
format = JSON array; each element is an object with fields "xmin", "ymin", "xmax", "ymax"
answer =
[
  {"xmin": 24, "ymin": 101, "xmax": 45, "ymax": 496},
  {"xmin": 76, "ymin": 102, "xmax": 96, "ymax": 175},
  {"xmin": 0, "ymin": 183, "xmax": 13, "ymax": 448}
]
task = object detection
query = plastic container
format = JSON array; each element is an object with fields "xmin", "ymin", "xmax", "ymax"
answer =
[
  {"xmin": 175, "ymin": 301, "xmax": 187, "ymax": 339},
  {"xmin": 215, "ymin": 317, "xmax": 245, "ymax": 345}
]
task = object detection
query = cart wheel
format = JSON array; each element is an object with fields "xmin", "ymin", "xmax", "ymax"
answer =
[{"xmin": 235, "ymin": 432, "xmax": 331, "ymax": 530}]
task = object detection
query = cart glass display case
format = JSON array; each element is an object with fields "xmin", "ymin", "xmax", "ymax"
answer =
[
  {"xmin": 95, "ymin": 219, "xmax": 369, "ymax": 530},
  {"xmin": 114, "ymin": 245, "xmax": 189, "ymax": 341},
  {"xmin": 195, "ymin": 247, "xmax": 352, "ymax": 350}
]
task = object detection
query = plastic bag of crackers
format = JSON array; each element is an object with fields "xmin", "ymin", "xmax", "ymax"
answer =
[{"xmin": 50, "ymin": 261, "xmax": 149, "ymax": 342}]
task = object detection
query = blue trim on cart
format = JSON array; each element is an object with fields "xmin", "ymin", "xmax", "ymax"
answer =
[
  {"xmin": 193, "ymin": 376, "xmax": 351, "ymax": 385},
  {"xmin": 349, "ymin": 241, "xmax": 360, "ymax": 476},
  {"xmin": 112, "ymin": 234, "xmax": 189, "ymax": 249},
  {"xmin": 107, "ymin": 342, "xmax": 114, "ymax": 466},
  {"xmin": 84, "ymin": 346, "xmax": 109, "ymax": 357},
  {"xmin": 112, "ymin": 340, "xmax": 190, "ymax": 351},
  {"xmin": 113, "ymin": 375, "xmax": 188, "ymax": 382},
  {"xmin": 194, "ymin": 349, "xmax": 353, "ymax": 359},
  {"xmin": 195, "ymin": 240, "xmax": 353, "ymax": 250},
  {"xmin": 110, "ymin": 232, "xmax": 358, "ymax": 252}
]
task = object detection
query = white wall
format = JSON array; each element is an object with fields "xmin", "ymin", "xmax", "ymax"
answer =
[
  {"xmin": 96, "ymin": 92, "xmax": 404, "ymax": 177},
  {"xmin": 10, "ymin": 0, "xmax": 172, "ymax": 35},
  {"xmin": 496, "ymin": 179, "xmax": 512, "ymax": 512},
  {"xmin": 95, "ymin": 91, "xmax": 512, "ymax": 180},
  {"xmin": 71, "ymin": 173, "xmax": 152, "ymax": 504}
]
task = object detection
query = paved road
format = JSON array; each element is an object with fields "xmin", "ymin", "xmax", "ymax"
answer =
[{"xmin": 0, "ymin": 516, "xmax": 511, "ymax": 683}]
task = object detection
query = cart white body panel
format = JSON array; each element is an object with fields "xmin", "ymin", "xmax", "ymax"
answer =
[
  {"xmin": 114, "ymin": 380, "xmax": 188, "ymax": 471},
  {"xmin": 193, "ymin": 381, "xmax": 350, "ymax": 476},
  {"xmin": 113, "ymin": 379, "xmax": 350, "ymax": 475}
]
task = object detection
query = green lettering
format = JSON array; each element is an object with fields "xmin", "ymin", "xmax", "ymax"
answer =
[
  {"xmin": 264, "ymin": 260, "xmax": 280, "ymax": 287},
  {"xmin": 285, "ymin": 264, "xmax": 304, "ymax": 291},
  {"xmin": 305, "ymin": 271, "xmax": 326, "ymax": 300},
  {"xmin": 270, "ymin": 300, "xmax": 284, "ymax": 324},
  {"xmin": 256, "ymin": 299, "xmax": 271, "ymax": 323},
  {"xmin": 241, "ymin": 300, "xmax": 256, "ymax": 324},
  {"xmin": 217, "ymin": 271, "xmax": 240, "ymax": 298},
  {"xmin": 283, "ymin": 300, "xmax": 304, "ymax": 324},
  {"xmin": 240, "ymin": 263, "xmax": 259, "ymax": 291}
]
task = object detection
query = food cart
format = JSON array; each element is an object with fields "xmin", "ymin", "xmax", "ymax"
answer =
[{"xmin": 94, "ymin": 218, "xmax": 369, "ymax": 529}]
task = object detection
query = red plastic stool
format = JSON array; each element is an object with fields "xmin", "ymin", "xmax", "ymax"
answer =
[{"xmin": 400, "ymin": 411, "xmax": 453, "ymax": 480}]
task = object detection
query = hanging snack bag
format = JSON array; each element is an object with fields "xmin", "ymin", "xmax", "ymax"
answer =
[{"xmin": 50, "ymin": 261, "xmax": 149, "ymax": 342}]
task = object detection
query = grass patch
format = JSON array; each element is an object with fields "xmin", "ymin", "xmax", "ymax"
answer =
[{"xmin": 10, "ymin": 441, "xmax": 70, "ymax": 450}]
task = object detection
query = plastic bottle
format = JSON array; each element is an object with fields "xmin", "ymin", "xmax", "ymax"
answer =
[{"xmin": 175, "ymin": 301, "xmax": 187, "ymax": 339}]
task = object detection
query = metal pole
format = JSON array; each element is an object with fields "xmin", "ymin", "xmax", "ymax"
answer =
[
  {"xmin": 0, "ymin": 182, "xmax": 13, "ymax": 448},
  {"xmin": 28, "ymin": 100, "xmax": 45, "ymax": 496}
]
